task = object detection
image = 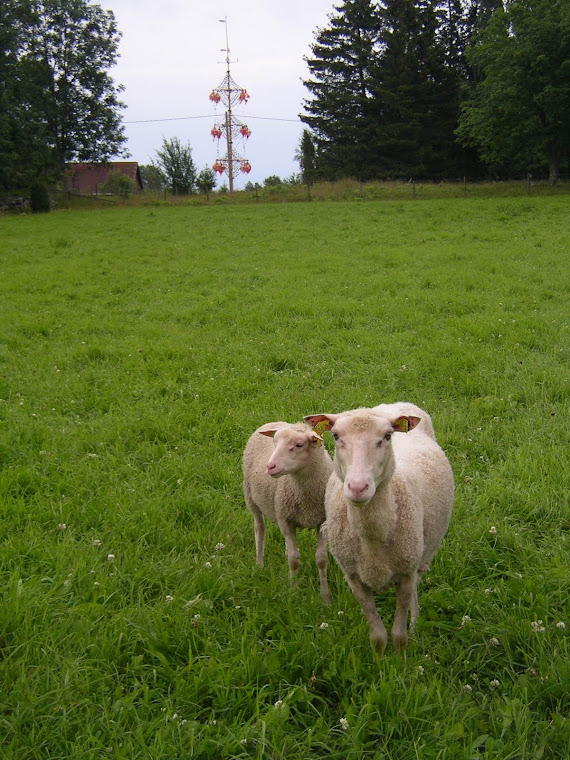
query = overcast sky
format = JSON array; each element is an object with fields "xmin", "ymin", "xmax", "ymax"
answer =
[{"xmin": 101, "ymin": 0, "xmax": 334, "ymax": 187}]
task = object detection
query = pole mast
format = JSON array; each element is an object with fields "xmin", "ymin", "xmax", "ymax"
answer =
[{"xmin": 209, "ymin": 19, "xmax": 252, "ymax": 193}]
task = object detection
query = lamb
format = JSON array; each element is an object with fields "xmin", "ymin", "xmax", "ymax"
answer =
[
  {"xmin": 304, "ymin": 405, "xmax": 454, "ymax": 655},
  {"xmin": 242, "ymin": 421, "xmax": 333, "ymax": 604}
]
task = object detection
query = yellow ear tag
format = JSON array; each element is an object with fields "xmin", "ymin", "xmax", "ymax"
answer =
[
  {"xmin": 314, "ymin": 419, "xmax": 329, "ymax": 437},
  {"xmin": 394, "ymin": 417, "xmax": 409, "ymax": 433}
]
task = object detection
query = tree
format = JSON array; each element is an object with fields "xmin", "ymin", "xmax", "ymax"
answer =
[
  {"xmin": 302, "ymin": 0, "xmax": 382, "ymax": 180},
  {"xmin": 457, "ymin": 0, "xmax": 569, "ymax": 184},
  {"xmin": 371, "ymin": 0, "xmax": 462, "ymax": 178},
  {"xmin": 196, "ymin": 167, "xmax": 216, "ymax": 199},
  {"xmin": 101, "ymin": 169, "xmax": 135, "ymax": 199},
  {"xmin": 139, "ymin": 164, "xmax": 166, "ymax": 192},
  {"xmin": 17, "ymin": 0, "xmax": 128, "ymax": 177},
  {"xmin": 263, "ymin": 175, "xmax": 283, "ymax": 186},
  {"xmin": 153, "ymin": 137, "xmax": 197, "ymax": 195},
  {"xmin": 295, "ymin": 129, "xmax": 318, "ymax": 189}
]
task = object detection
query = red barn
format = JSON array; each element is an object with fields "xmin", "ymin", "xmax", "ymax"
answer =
[{"xmin": 66, "ymin": 162, "xmax": 143, "ymax": 194}]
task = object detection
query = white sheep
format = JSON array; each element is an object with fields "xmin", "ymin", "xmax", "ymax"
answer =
[
  {"xmin": 304, "ymin": 405, "xmax": 454, "ymax": 655},
  {"xmin": 242, "ymin": 421, "xmax": 333, "ymax": 603}
]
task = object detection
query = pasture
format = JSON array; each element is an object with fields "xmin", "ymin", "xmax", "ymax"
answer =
[{"xmin": 0, "ymin": 197, "xmax": 568, "ymax": 759}]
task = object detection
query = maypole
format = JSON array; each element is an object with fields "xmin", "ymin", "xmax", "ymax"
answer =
[{"xmin": 209, "ymin": 18, "xmax": 251, "ymax": 193}]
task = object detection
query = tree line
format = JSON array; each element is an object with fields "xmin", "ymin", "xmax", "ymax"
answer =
[{"xmin": 299, "ymin": 0, "xmax": 569, "ymax": 185}]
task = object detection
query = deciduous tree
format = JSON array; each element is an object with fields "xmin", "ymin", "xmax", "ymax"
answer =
[
  {"xmin": 153, "ymin": 137, "xmax": 197, "ymax": 195},
  {"xmin": 457, "ymin": 0, "xmax": 569, "ymax": 184}
]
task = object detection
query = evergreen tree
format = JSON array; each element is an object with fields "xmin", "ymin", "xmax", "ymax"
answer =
[
  {"xmin": 373, "ymin": 0, "xmax": 461, "ymax": 178},
  {"xmin": 301, "ymin": 0, "xmax": 383, "ymax": 180}
]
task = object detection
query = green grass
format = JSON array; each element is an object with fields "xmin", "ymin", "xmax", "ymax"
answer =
[{"xmin": 0, "ymin": 197, "xmax": 568, "ymax": 759}]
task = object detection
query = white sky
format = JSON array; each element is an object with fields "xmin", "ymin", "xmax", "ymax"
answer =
[{"xmin": 101, "ymin": 0, "xmax": 334, "ymax": 187}]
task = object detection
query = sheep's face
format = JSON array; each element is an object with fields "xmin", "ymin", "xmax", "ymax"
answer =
[
  {"xmin": 330, "ymin": 412, "xmax": 396, "ymax": 504},
  {"xmin": 260, "ymin": 425, "xmax": 323, "ymax": 478},
  {"xmin": 304, "ymin": 410, "xmax": 420, "ymax": 505}
]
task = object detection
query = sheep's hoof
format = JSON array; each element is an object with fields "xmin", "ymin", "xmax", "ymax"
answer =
[
  {"xmin": 392, "ymin": 632, "xmax": 408, "ymax": 655},
  {"xmin": 370, "ymin": 632, "xmax": 387, "ymax": 657},
  {"xmin": 321, "ymin": 590, "xmax": 332, "ymax": 606}
]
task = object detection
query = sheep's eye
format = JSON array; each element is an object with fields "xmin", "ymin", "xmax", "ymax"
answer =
[
  {"xmin": 295, "ymin": 442, "xmax": 304, "ymax": 448},
  {"xmin": 332, "ymin": 433, "xmax": 339, "ymax": 441},
  {"xmin": 385, "ymin": 432, "xmax": 392, "ymax": 441}
]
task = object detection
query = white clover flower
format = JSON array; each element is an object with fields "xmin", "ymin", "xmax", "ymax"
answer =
[
  {"xmin": 417, "ymin": 665, "xmax": 425, "ymax": 675},
  {"xmin": 58, "ymin": 523, "xmax": 67, "ymax": 530},
  {"xmin": 337, "ymin": 611, "xmax": 344, "ymax": 616},
  {"xmin": 556, "ymin": 621, "xmax": 566, "ymax": 629},
  {"xmin": 489, "ymin": 526, "xmax": 497, "ymax": 535},
  {"xmin": 165, "ymin": 595, "xmax": 174, "ymax": 604},
  {"xmin": 484, "ymin": 588, "xmax": 495, "ymax": 595},
  {"xmin": 490, "ymin": 679, "xmax": 500, "ymax": 688},
  {"xmin": 319, "ymin": 622, "xmax": 329, "ymax": 629},
  {"xmin": 93, "ymin": 539, "xmax": 101, "ymax": 547},
  {"xmin": 94, "ymin": 581, "xmax": 100, "ymax": 587},
  {"xmin": 489, "ymin": 637, "xmax": 500, "ymax": 647},
  {"xmin": 531, "ymin": 620, "xmax": 546, "ymax": 633},
  {"xmin": 339, "ymin": 717, "xmax": 349, "ymax": 731},
  {"xmin": 274, "ymin": 700, "xmax": 283, "ymax": 709},
  {"xmin": 193, "ymin": 613, "xmax": 201, "ymax": 620},
  {"xmin": 463, "ymin": 684, "xmax": 473, "ymax": 692},
  {"xmin": 107, "ymin": 554, "xmax": 115, "ymax": 562},
  {"xmin": 204, "ymin": 561, "xmax": 212, "ymax": 569},
  {"xmin": 460, "ymin": 615, "xmax": 471, "ymax": 627},
  {"xmin": 240, "ymin": 738, "xmax": 248, "ymax": 746},
  {"xmin": 215, "ymin": 543, "xmax": 225, "ymax": 551}
]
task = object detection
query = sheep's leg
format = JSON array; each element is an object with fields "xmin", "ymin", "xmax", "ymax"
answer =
[
  {"xmin": 315, "ymin": 527, "xmax": 331, "ymax": 605},
  {"xmin": 409, "ymin": 581, "xmax": 419, "ymax": 632},
  {"xmin": 392, "ymin": 573, "xmax": 418, "ymax": 654},
  {"xmin": 345, "ymin": 574, "xmax": 388, "ymax": 656},
  {"xmin": 247, "ymin": 502, "xmax": 266, "ymax": 567},
  {"xmin": 279, "ymin": 520, "xmax": 301, "ymax": 586}
]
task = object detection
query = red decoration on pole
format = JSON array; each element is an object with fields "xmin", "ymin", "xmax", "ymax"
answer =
[
  {"xmin": 213, "ymin": 160, "xmax": 225, "ymax": 174},
  {"xmin": 209, "ymin": 91, "xmax": 221, "ymax": 103},
  {"xmin": 240, "ymin": 161, "xmax": 252, "ymax": 174},
  {"xmin": 240, "ymin": 125, "xmax": 251, "ymax": 139},
  {"xmin": 211, "ymin": 126, "xmax": 223, "ymax": 140}
]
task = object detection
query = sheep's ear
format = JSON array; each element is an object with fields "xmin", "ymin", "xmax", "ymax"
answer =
[
  {"xmin": 258, "ymin": 428, "xmax": 278, "ymax": 438},
  {"xmin": 393, "ymin": 415, "xmax": 421, "ymax": 433},
  {"xmin": 303, "ymin": 414, "xmax": 336, "ymax": 434},
  {"xmin": 311, "ymin": 432, "xmax": 324, "ymax": 448}
]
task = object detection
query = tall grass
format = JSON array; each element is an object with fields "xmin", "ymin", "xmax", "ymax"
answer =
[
  {"xmin": 51, "ymin": 177, "xmax": 570, "ymax": 210},
  {"xmin": 0, "ymin": 197, "xmax": 568, "ymax": 758}
]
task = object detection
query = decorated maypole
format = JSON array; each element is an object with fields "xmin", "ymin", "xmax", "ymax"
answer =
[{"xmin": 209, "ymin": 19, "xmax": 251, "ymax": 193}]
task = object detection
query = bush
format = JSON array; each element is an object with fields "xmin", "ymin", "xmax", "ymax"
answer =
[{"xmin": 30, "ymin": 182, "xmax": 51, "ymax": 213}]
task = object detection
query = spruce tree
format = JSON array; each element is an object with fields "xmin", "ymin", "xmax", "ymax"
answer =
[{"xmin": 301, "ymin": 0, "xmax": 383, "ymax": 180}]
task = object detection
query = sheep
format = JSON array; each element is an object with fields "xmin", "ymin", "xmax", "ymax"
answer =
[
  {"xmin": 242, "ymin": 421, "xmax": 334, "ymax": 604},
  {"xmin": 304, "ymin": 405, "xmax": 454, "ymax": 655},
  {"xmin": 371, "ymin": 401, "xmax": 436, "ymax": 441}
]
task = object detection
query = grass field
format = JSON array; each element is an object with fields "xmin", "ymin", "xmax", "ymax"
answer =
[{"xmin": 0, "ymin": 197, "xmax": 568, "ymax": 759}]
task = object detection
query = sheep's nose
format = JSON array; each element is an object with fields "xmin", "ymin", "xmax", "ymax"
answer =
[
  {"xmin": 347, "ymin": 481, "xmax": 369, "ymax": 497},
  {"xmin": 267, "ymin": 462, "xmax": 277, "ymax": 473}
]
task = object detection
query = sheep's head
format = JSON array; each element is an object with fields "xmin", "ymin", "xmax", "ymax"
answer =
[
  {"xmin": 259, "ymin": 423, "xmax": 323, "ymax": 478},
  {"xmin": 304, "ymin": 409, "xmax": 420, "ymax": 504}
]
